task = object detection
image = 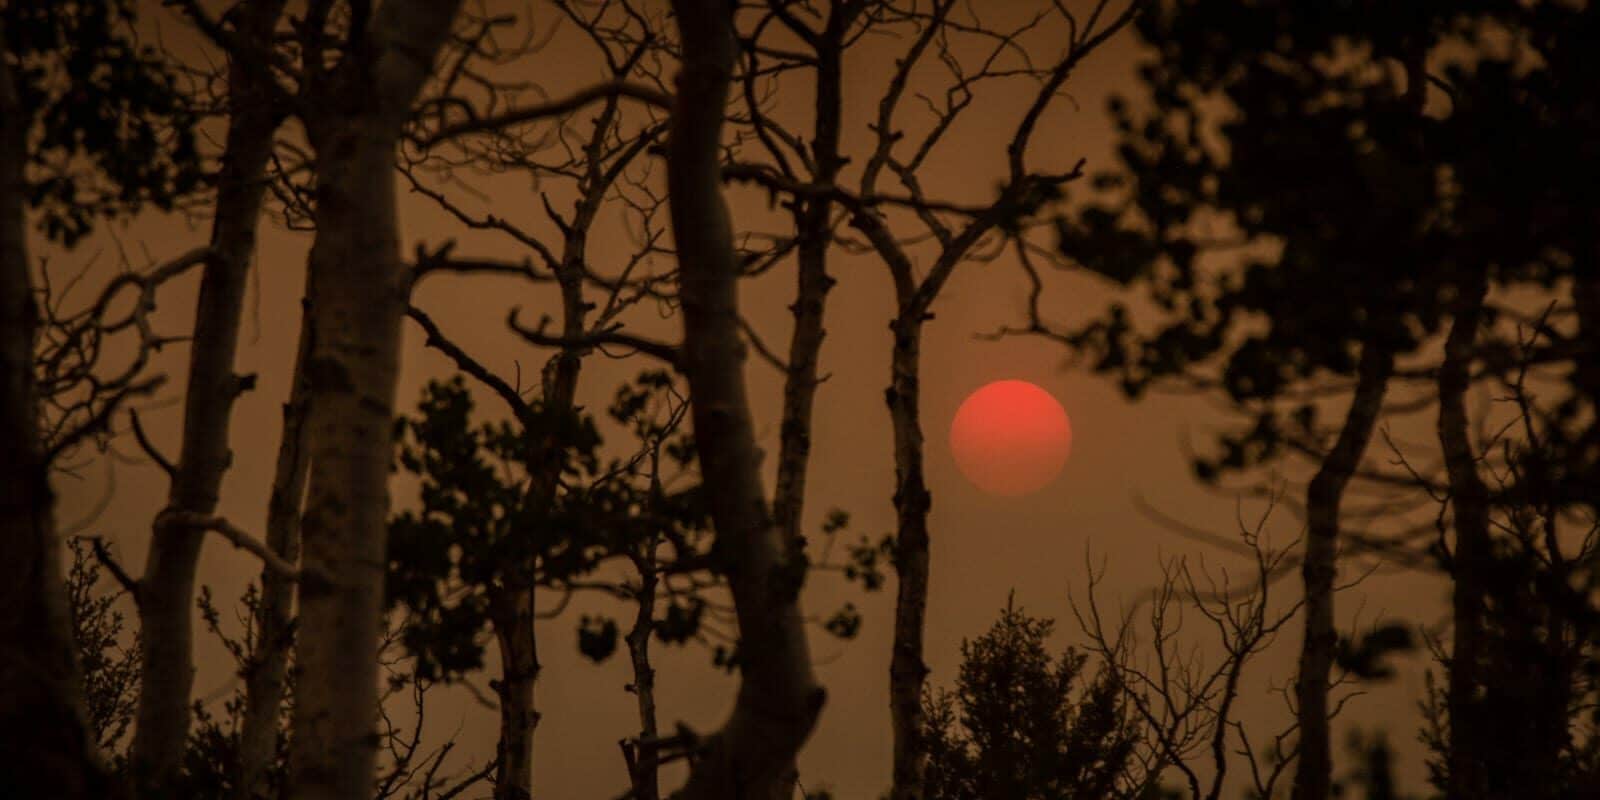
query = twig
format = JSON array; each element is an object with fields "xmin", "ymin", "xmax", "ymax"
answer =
[
  {"xmin": 89, "ymin": 536, "xmax": 142, "ymax": 600},
  {"xmin": 128, "ymin": 409, "xmax": 177, "ymax": 479},
  {"xmin": 507, "ymin": 307, "xmax": 681, "ymax": 368},
  {"xmin": 420, "ymin": 80, "xmax": 673, "ymax": 147}
]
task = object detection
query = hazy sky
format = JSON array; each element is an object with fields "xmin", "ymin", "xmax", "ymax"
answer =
[{"xmin": 50, "ymin": 2, "xmax": 1453, "ymax": 795}]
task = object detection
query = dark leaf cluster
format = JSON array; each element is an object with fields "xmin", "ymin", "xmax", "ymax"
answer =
[
  {"xmin": 921, "ymin": 599, "xmax": 1141, "ymax": 800},
  {"xmin": 4, "ymin": 0, "xmax": 203, "ymax": 245},
  {"xmin": 387, "ymin": 374, "xmax": 712, "ymax": 681},
  {"xmin": 1053, "ymin": 0, "xmax": 1600, "ymax": 483}
]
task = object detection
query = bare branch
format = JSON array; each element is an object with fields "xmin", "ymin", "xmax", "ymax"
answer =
[
  {"xmin": 127, "ymin": 409, "xmax": 176, "ymax": 480},
  {"xmin": 157, "ymin": 510, "xmax": 324, "ymax": 585},
  {"xmin": 419, "ymin": 80, "xmax": 673, "ymax": 147},
  {"xmin": 507, "ymin": 307, "xmax": 681, "ymax": 369}
]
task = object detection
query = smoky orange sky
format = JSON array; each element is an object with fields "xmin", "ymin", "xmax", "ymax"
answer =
[{"xmin": 49, "ymin": 2, "xmax": 1452, "ymax": 796}]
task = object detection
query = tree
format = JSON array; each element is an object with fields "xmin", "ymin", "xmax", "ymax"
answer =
[
  {"xmin": 2, "ymin": 1, "xmax": 201, "ymax": 793},
  {"xmin": 285, "ymin": 3, "xmax": 463, "ymax": 797},
  {"xmin": 1072, "ymin": 512, "xmax": 1311, "ymax": 800},
  {"xmin": 401, "ymin": 8, "xmax": 674, "ymax": 790},
  {"xmin": 920, "ymin": 597, "xmax": 1142, "ymax": 800},
  {"xmin": 234, "ymin": 315, "xmax": 310, "ymax": 800},
  {"xmin": 665, "ymin": 2, "xmax": 825, "ymax": 794},
  {"xmin": 725, "ymin": 5, "xmax": 1141, "ymax": 792},
  {"xmin": 131, "ymin": 1, "xmax": 290, "ymax": 790},
  {"xmin": 1414, "ymin": 317, "xmax": 1600, "ymax": 800},
  {"xmin": 387, "ymin": 371, "xmax": 710, "ymax": 799},
  {"xmin": 1003, "ymin": 3, "xmax": 1542, "ymax": 796}
]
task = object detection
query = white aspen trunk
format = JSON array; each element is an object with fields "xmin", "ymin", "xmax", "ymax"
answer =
[
  {"xmin": 286, "ymin": 5, "xmax": 460, "ymax": 798},
  {"xmin": 288, "ymin": 124, "xmax": 405, "ymax": 800},
  {"xmin": 132, "ymin": 3, "xmax": 286, "ymax": 788},
  {"xmin": 234, "ymin": 312, "xmax": 311, "ymax": 800},
  {"xmin": 490, "ymin": 589, "xmax": 540, "ymax": 800}
]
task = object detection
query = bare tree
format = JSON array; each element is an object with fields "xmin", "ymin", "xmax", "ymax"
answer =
[
  {"xmin": 402, "ymin": 6, "xmax": 675, "ymax": 793},
  {"xmin": 666, "ymin": 2, "xmax": 825, "ymax": 795},
  {"xmin": 835, "ymin": 6, "xmax": 1135, "ymax": 794},
  {"xmin": 130, "ymin": 2, "xmax": 291, "ymax": 790},
  {"xmin": 1435, "ymin": 273, "xmax": 1491, "ymax": 799},
  {"xmin": 1073, "ymin": 518, "xmax": 1309, "ymax": 800},
  {"xmin": 733, "ymin": 1, "xmax": 859, "ymax": 557}
]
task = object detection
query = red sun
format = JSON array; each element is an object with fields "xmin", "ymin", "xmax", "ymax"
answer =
[{"xmin": 949, "ymin": 380, "xmax": 1073, "ymax": 497}]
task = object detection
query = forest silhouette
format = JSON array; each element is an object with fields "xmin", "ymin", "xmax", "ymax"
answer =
[{"xmin": 1, "ymin": 1, "xmax": 1596, "ymax": 798}]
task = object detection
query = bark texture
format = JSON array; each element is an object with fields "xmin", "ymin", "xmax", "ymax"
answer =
[
  {"xmin": 0, "ymin": 43, "xmax": 104, "ymax": 800},
  {"xmin": 286, "ymin": 4, "xmax": 461, "ymax": 799},
  {"xmin": 885, "ymin": 311, "xmax": 932, "ymax": 800},
  {"xmin": 234, "ymin": 312, "xmax": 311, "ymax": 800},
  {"xmin": 490, "ymin": 589, "xmax": 540, "ymax": 800},
  {"xmin": 131, "ymin": 2, "xmax": 286, "ymax": 789},
  {"xmin": 667, "ymin": 3, "xmax": 824, "ymax": 796},
  {"xmin": 488, "ymin": 121, "xmax": 611, "ymax": 797},
  {"xmin": 1291, "ymin": 342, "xmax": 1393, "ymax": 800},
  {"xmin": 625, "ymin": 560, "xmax": 660, "ymax": 800}
]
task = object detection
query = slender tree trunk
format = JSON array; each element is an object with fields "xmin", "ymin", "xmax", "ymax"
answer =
[
  {"xmin": 132, "ymin": 3, "xmax": 286, "ymax": 787},
  {"xmin": 490, "ymin": 231, "xmax": 589, "ymax": 799},
  {"xmin": 234, "ymin": 311, "xmax": 312, "ymax": 800},
  {"xmin": 287, "ymin": 7, "xmax": 459, "ymax": 798},
  {"xmin": 886, "ymin": 310, "xmax": 932, "ymax": 800},
  {"xmin": 1439, "ymin": 275, "xmax": 1492, "ymax": 800},
  {"xmin": 1291, "ymin": 341, "xmax": 1393, "ymax": 800},
  {"xmin": 667, "ymin": 3, "xmax": 824, "ymax": 796},
  {"xmin": 0, "ymin": 45, "xmax": 104, "ymax": 800},
  {"xmin": 490, "ymin": 591, "xmax": 540, "ymax": 800},
  {"xmin": 771, "ymin": 24, "xmax": 844, "ymax": 549},
  {"xmin": 289, "ymin": 119, "xmax": 403, "ymax": 800},
  {"xmin": 625, "ymin": 556, "xmax": 660, "ymax": 800}
]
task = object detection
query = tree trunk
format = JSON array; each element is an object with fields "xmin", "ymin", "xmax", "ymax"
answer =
[
  {"xmin": 666, "ymin": 3, "xmax": 825, "ymax": 796},
  {"xmin": 1291, "ymin": 341, "xmax": 1393, "ymax": 800},
  {"xmin": 289, "ymin": 120, "xmax": 403, "ymax": 800},
  {"xmin": 1439, "ymin": 275, "xmax": 1492, "ymax": 800},
  {"xmin": 489, "ymin": 591, "xmax": 540, "ymax": 800},
  {"xmin": 132, "ymin": 3, "xmax": 286, "ymax": 788},
  {"xmin": 625, "ymin": 559, "xmax": 660, "ymax": 800},
  {"xmin": 771, "ymin": 21, "xmax": 844, "ymax": 549},
  {"xmin": 287, "ymin": 6, "xmax": 459, "ymax": 798},
  {"xmin": 234, "ymin": 311, "xmax": 312, "ymax": 800},
  {"xmin": 0, "ymin": 44, "xmax": 104, "ymax": 800},
  {"xmin": 887, "ymin": 311, "xmax": 932, "ymax": 800},
  {"xmin": 489, "ymin": 220, "xmax": 592, "ymax": 799}
]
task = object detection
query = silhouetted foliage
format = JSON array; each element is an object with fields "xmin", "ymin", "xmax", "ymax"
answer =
[
  {"xmin": 1024, "ymin": 2, "xmax": 1600, "ymax": 797},
  {"xmin": 2, "ymin": 0, "xmax": 201, "ymax": 245},
  {"xmin": 64, "ymin": 538, "xmax": 138, "ymax": 757},
  {"xmin": 387, "ymin": 372, "xmax": 712, "ymax": 680},
  {"xmin": 920, "ymin": 597, "xmax": 1141, "ymax": 799},
  {"xmin": 1041, "ymin": 0, "xmax": 1597, "ymax": 487}
]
